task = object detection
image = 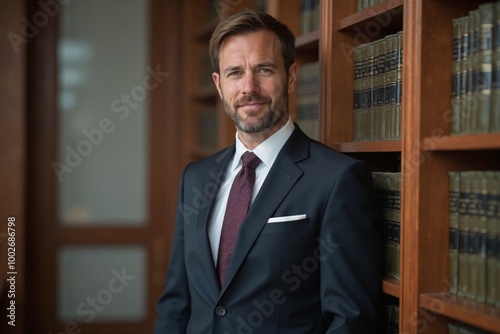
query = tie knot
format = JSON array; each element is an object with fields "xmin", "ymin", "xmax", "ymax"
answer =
[{"xmin": 241, "ymin": 151, "xmax": 261, "ymax": 170}]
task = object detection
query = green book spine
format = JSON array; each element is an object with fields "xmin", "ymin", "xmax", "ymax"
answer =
[
  {"xmin": 466, "ymin": 10, "xmax": 479, "ymax": 135},
  {"xmin": 458, "ymin": 172, "xmax": 471, "ymax": 298},
  {"xmin": 361, "ymin": 44, "xmax": 369, "ymax": 141},
  {"xmin": 492, "ymin": 2, "xmax": 500, "ymax": 133},
  {"xmin": 449, "ymin": 172, "xmax": 460, "ymax": 295},
  {"xmin": 485, "ymin": 171, "xmax": 496, "ymax": 305},
  {"xmin": 386, "ymin": 34, "xmax": 398, "ymax": 141},
  {"xmin": 460, "ymin": 17, "xmax": 470, "ymax": 135},
  {"xmin": 395, "ymin": 31, "xmax": 403, "ymax": 140},
  {"xmin": 367, "ymin": 42, "xmax": 375, "ymax": 141},
  {"xmin": 384, "ymin": 35, "xmax": 394, "ymax": 141},
  {"xmin": 353, "ymin": 46, "xmax": 363, "ymax": 142},
  {"xmin": 477, "ymin": 4, "xmax": 494, "ymax": 134},
  {"xmin": 476, "ymin": 172, "xmax": 488, "ymax": 303},
  {"xmin": 372, "ymin": 172, "xmax": 401, "ymax": 279},
  {"xmin": 452, "ymin": 18, "xmax": 463, "ymax": 135},
  {"xmin": 466, "ymin": 172, "xmax": 481, "ymax": 300}
]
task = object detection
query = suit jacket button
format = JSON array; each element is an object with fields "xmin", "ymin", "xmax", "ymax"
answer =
[{"xmin": 215, "ymin": 306, "xmax": 226, "ymax": 317}]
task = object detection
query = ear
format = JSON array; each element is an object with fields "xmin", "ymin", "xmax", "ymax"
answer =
[
  {"xmin": 287, "ymin": 62, "xmax": 299, "ymax": 94},
  {"xmin": 212, "ymin": 72, "xmax": 223, "ymax": 100}
]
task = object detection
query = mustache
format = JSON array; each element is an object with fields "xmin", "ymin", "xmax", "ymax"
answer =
[{"xmin": 234, "ymin": 95, "xmax": 271, "ymax": 108}]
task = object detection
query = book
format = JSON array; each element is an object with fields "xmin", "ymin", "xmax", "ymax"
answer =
[
  {"xmin": 352, "ymin": 32, "xmax": 402, "ymax": 142},
  {"xmin": 372, "ymin": 172, "xmax": 401, "ymax": 279},
  {"xmin": 452, "ymin": 17, "xmax": 463, "ymax": 135},
  {"xmin": 476, "ymin": 3, "xmax": 494, "ymax": 134},
  {"xmin": 485, "ymin": 171, "xmax": 497, "ymax": 305},
  {"xmin": 451, "ymin": 1, "xmax": 500, "ymax": 135},
  {"xmin": 299, "ymin": 0, "xmax": 319, "ymax": 35},
  {"xmin": 197, "ymin": 107, "xmax": 218, "ymax": 151},
  {"xmin": 356, "ymin": 0, "xmax": 384, "ymax": 12},
  {"xmin": 296, "ymin": 61, "xmax": 320, "ymax": 140},
  {"xmin": 458, "ymin": 171, "xmax": 471, "ymax": 298},
  {"xmin": 449, "ymin": 171, "xmax": 460, "ymax": 295},
  {"xmin": 450, "ymin": 170, "xmax": 500, "ymax": 305},
  {"xmin": 493, "ymin": 1, "xmax": 500, "ymax": 133},
  {"xmin": 448, "ymin": 322, "xmax": 491, "ymax": 334}
]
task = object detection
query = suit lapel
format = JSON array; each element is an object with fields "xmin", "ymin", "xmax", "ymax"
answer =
[
  {"xmin": 196, "ymin": 147, "xmax": 234, "ymax": 292},
  {"xmin": 220, "ymin": 126, "xmax": 310, "ymax": 295}
]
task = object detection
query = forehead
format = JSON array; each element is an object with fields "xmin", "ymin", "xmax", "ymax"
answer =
[{"xmin": 219, "ymin": 30, "xmax": 283, "ymax": 66}]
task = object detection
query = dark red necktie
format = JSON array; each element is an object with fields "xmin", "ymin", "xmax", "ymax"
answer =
[{"xmin": 217, "ymin": 151, "xmax": 261, "ymax": 285}]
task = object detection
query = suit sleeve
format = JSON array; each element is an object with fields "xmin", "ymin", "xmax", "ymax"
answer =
[
  {"xmin": 321, "ymin": 160, "xmax": 382, "ymax": 333},
  {"xmin": 154, "ymin": 165, "xmax": 192, "ymax": 334}
]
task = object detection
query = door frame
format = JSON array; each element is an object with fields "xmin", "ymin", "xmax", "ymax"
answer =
[{"xmin": 25, "ymin": 0, "xmax": 183, "ymax": 332}]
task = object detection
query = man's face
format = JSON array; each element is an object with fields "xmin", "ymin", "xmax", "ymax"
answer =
[{"xmin": 212, "ymin": 30, "xmax": 298, "ymax": 135}]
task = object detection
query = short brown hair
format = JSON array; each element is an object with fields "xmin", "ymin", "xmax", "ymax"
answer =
[{"xmin": 208, "ymin": 9, "xmax": 295, "ymax": 74}]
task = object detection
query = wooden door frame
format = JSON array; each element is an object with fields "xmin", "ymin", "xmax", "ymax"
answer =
[
  {"xmin": 0, "ymin": 0, "xmax": 27, "ymax": 333},
  {"xmin": 25, "ymin": 0, "xmax": 183, "ymax": 332}
]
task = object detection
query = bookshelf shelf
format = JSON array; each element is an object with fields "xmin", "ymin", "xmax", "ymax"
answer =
[
  {"xmin": 333, "ymin": 141, "xmax": 401, "ymax": 153},
  {"xmin": 423, "ymin": 134, "xmax": 500, "ymax": 151},
  {"xmin": 192, "ymin": 86, "xmax": 218, "ymax": 102},
  {"xmin": 420, "ymin": 293, "xmax": 500, "ymax": 334},
  {"xmin": 335, "ymin": 0, "xmax": 403, "ymax": 34},
  {"xmin": 382, "ymin": 277, "xmax": 400, "ymax": 298},
  {"xmin": 295, "ymin": 30, "xmax": 319, "ymax": 50}
]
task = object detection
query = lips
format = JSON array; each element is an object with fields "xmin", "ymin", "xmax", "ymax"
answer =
[{"xmin": 235, "ymin": 97, "xmax": 270, "ymax": 109}]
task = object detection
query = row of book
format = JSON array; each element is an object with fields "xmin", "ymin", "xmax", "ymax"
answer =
[
  {"xmin": 356, "ymin": 0, "xmax": 385, "ymax": 12},
  {"xmin": 372, "ymin": 172, "xmax": 401, "ymax": 280},
  {"xmin": 254, "ymin": 0, "xmax": 267, "ymax": 12},
  {"xmin": 296, "ymin": 61, "xmax": 320, "ymax": 141},
  {"xmin": 451, "ymin": 1, "xmax": 500, "ymax": 135},
  {"xmin": 353, "ymin": 31, "xmax": 403, "ymax": 142},
  {"xmin": 300, "ymin": 0, "xmax": 320, "ymax": 35},
  {"xmin": 197, "ymin": 107, "xmax": 218, "ymax": 151},
  {"xmin": 381, "ymin": 304, "xmax": 399, "ymax": 334},
  {"xmin": 448, "ymin": 171, "xmax": 500, "ymax": 307},
  {"xmin": 449, "ymin": 322, "xmax": 490, "ymax": 334}
]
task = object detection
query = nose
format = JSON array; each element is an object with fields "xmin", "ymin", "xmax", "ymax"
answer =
[{"xmin": 242, "ymin": 72, "xmax": 260, "ymax": 95}]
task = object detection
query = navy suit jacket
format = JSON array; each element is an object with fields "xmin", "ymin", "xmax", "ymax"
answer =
[{"xmin": 155, "ymin": 125, "xmax": 382, "ymax": 333}]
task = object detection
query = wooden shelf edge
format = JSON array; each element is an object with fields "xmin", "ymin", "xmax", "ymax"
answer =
[
  {"xmin": 420, "ymin": 293, "xmax": 500, "ymax": 334},
  {"xmin": 332, "ymin": 140, "xmax": 401, "ymax": 153},
  {"xmin": 295, "ymin": 30, "xmax": 319, "ymax": 50},
  {"xmin": 192, "ymin": 86, "xmax": 218, "ymax": 102},
  {"xmin": 335, "ymin": 0, "xmax": 404, "ymax": 32},
  {"xmin": 382, "ymin": 276, "xmax": 400, "ymax": 298},
  {"xmin": 423, "ymin": 133, "xmax": 500, "ymax": 151}
]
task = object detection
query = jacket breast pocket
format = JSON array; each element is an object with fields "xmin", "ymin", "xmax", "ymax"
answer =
[{"xmin": 260, "ymin": 216, "xmax": 308, "ymax": 236}]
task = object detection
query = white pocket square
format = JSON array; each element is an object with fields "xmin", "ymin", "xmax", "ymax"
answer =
[{"xmin": 267, "ymin": 214, "xmax": 307, "ymax": 223}]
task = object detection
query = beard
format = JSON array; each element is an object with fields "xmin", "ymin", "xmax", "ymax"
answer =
[{"xmin": 222, "ymin": 90, "xmax": 289, "ymax": 134}]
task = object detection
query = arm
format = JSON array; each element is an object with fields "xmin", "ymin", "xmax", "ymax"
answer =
[
  {"xmin": 154, "ymin": 166, "xmax": 192, "ymax": 334},
  {"xmin": 321, "ymin": 160, "xmax": 382, "ymax": 333}
]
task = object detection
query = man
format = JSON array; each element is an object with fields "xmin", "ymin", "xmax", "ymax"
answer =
[{"xmin": 155, "ymin": 9, "xmax": 382, "ymax": 334}]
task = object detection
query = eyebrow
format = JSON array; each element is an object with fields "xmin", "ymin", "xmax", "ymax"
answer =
[{"xmin": 222, "ymin": 62, "xmax": 278, "ymax": 75}]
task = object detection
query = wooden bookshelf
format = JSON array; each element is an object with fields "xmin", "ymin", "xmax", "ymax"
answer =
[
  {"xmin": 322, "ymin": 0, "xmax": 500, "ymax": 333},
  {"xmin": 178, "ymin": 0, "xmax": 500, "ymax": 333},
  {"xmin": 423, "ymin": 134, "xmax": 500, "ymax": 151},
  {"xmin": 420, "ymin": 294, "xmax": 500, "ymax": 333},
  {"xmin": 383, "ymin": 276, "xmax": 401, "ymax": 298},
  {"xmin": 333, "ymin": 140, "xmax": 401, "ymax": 153}
]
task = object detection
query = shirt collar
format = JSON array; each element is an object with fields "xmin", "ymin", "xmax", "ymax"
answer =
[{"xmin": 229, "ymin": 117, "xmax": 295, "ymax": 173}]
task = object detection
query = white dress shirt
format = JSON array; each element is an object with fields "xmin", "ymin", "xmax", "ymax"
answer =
[{"xmin": 208, "ymin": 117, "xmax": 295, "ymax": 264}]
